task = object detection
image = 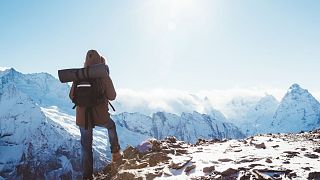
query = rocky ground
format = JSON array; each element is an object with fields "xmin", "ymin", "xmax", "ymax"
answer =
[{"xmin": 94, "ymin": 129, "xmax": 320, "ymax": 180}]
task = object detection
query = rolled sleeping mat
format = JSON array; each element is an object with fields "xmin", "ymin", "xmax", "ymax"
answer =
[{"xmin": 58, "ymin": 63, "xmax": 109, "ymax": 83}]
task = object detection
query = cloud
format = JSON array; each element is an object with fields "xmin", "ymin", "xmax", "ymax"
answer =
[
  {"xmin": 112, "ymin": 87, "xmax": 289, "ymax": 116},
  {"xmin": 0, "ymin": 67, "xmax": 10, "ymax": 71}
]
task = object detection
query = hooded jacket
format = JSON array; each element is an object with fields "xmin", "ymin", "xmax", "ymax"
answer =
[{"xmin": 69, "ymin": 50, "xmax": 116, "ymax": 128}]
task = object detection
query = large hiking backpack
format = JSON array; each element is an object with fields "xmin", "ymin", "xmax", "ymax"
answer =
[
  {"xmin": 72, "ymin": 79, "xmax": 106, "ymax": 129},
  {"xmin": 72, "ymin": 79, "xmax": 105, "ymax": 108}
]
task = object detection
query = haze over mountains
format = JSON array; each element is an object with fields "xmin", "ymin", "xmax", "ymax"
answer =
[{"xmin": 1, "ymin": 67, "xmax": 320, "ymax": 179}]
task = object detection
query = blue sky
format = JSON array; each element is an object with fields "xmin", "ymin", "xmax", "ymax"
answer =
[{"xmin": 0, "ymin": 0, "xmax": 320, "ymax": 92}]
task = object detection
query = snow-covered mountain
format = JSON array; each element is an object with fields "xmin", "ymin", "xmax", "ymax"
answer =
[
  {"xmin": 115, "ymin": 111, "xmax": 245, "ymax": 144},
  {"xmin": 225, "ymin": 95, "xmax": 279, "ymax": 136},
  {"xmin": 0, "ymin": 68, "xmax": 244, "ymax": 179},
  {"xmin": 271, "ymin": 83, "xmax": 320, "ymax": 133},
  {"xmin": 225, "ymin": 84, "xmax": 320, "ymax": 135},
  {"xmin": 0, "ymin": 68, "xmax": 111, "ymax": 179}
]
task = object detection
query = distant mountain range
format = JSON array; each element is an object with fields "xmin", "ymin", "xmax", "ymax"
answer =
[
  {"xmin": 1, "ymin": 68, "xmax": 320, "ymax": 178},
  {"xmin": 226, "ymin": 83, "xmax": 320, "ymax": 136}
]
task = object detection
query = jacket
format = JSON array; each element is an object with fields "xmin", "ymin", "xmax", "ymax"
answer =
[{"xmin": 69, "ymin": 74, "xmax": 116, "ymax": 128}]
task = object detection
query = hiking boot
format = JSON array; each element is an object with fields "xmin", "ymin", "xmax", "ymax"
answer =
[{"xmin": 112, "ymin": 151, "xmax": 123, "ymax": 163}]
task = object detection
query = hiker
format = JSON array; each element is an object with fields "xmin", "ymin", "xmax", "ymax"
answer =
[{"xmin": 69, "ymin": 50, "xmax": 122, "ymax": 179}]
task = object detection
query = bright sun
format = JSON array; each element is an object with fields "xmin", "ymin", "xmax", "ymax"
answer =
[{"xmin": 141, "ymin": 0, "xmax": 197, "ymax": 32}]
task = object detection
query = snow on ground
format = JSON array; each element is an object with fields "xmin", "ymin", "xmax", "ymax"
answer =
[{"xmin": 97, "ymin": 130, "xmax": 320, "ymax": 180}]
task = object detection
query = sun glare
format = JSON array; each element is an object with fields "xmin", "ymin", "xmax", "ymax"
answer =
[{"xmin": 140, "ymin": 0, "xmax": 198, "ymax": 32}]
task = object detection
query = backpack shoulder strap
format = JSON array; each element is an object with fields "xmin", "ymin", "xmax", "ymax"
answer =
[
  {"xmin": 71, "ymin": 81, "xmax": 79, "ymax": 109},
  {"xmin": 109, "ymin": 102, "xmax": 116, "ymax": 111}
]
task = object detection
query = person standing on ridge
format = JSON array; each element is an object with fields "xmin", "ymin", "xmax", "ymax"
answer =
[{"xmin": 69, "ymin": 50, "xmax": 122, "ymax": 180}]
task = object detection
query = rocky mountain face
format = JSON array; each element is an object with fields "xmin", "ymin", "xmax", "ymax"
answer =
[{"xmin": 95, "ymin": 129, "xmax": 320, "ymax": 180}]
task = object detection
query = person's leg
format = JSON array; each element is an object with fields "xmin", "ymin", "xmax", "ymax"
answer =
[
  {"xmin": 80, "ymin": 127, "xmax": 93, "ymax": 179},
  {"xmin": 104, "ymin": 118, "xmax": 121, "ymax": 153}
]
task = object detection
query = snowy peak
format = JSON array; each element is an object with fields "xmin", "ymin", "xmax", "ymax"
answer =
[
  {"xmin": 279, "ymin": 83, "xmax": 319, "ymax": 114},
  {"xmin": 272, "ymin": 84, "xmax": 320, "ymax": 133},
  {"xmin": 288, "ymin": 83, "xmax": 304, "ymax": 93},
  {"xmin": 0, "ymin": 68, "xmax": 72, "ymax": 113}
]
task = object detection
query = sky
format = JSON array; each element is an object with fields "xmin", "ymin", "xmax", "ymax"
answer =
[{"xmin": 0, "ymin": 0, "xmax": 320, "ymax": 92}]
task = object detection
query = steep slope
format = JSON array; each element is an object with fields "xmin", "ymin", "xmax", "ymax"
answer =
[{"xmin": 271, "ymin": 84, "xmax": 320, "ymax": 133}]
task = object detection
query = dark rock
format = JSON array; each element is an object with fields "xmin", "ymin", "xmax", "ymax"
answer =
[
  {"xmin": 238, "ymin": 171, "xmax": 252, "ymax": 180},
  {"xmin": 185, "ymin": 164, "xmax": 196, "ymax": 173},
  {"xmin": 308, "ymin": 172, "xmax": 320, "ymax": 179},
  {"xmin": 255, "ymin": 143, "xmax": 266, "ymax": 149},
  {"xmin": 210, "ymin": 138, "xmax": 221, "ymax": 143},
  {"xmin": 176, "ymin": 148, "xmax": 188, "ymax": 154},
  {"xmin": 302, "ymin": 167, "xmax": 311, "ymax": 171},
  {"xmin": 150, "ymin": 139, "xmax": 162, "ymax": 152},
  {"xmin": 288, "ymin": 172, "xmax": 297, "ymax": 179},
  {"xmin": 235, "ymin": 158, "xmax": 262, "ymax": 164},
  {"xmin": 272, "ymin": 145, "xmax": 280, "ymax": 148},
  {"xmin": 265, "ymin": 158, "xmax": 272, "ymax": 163},
  {"xmin": 220, "ymin": 168, "xmax": 239, "ymax": 177},
  {"xmin": 142, "ymin": 152, "xmax": 171, "ymax": 167},
  {"xmin": 196, "ymin": 138, "xmax": 205, "ymax": 145},
  {"xmin": 165, "ymin": 136, "xmax": 177, "ymax": 143},
  {"xmin": 123, "ymin": 146, "xmax": 142, "ymax": 160},
  {"xmin": 304, "ymin": 153, "xmax": 319, "ymax": 159},
  {"xmin": 146, "ymin": 171, "xmax": 163, "ymax": 180},
  {"xmin": 123, "ymin": 160, "xmax": 149, "ymax": 170},
  {"xmin": 283, "ymin": 161, "xmax": 290, "ymax": 164},
  {"xmin": 209, "ymin": 161, "xmax": 220, "ymax": 164},
  {"xmin": 115, "ymin": 171, "xmax": 142, "ymax": 180},
  {"xmin": 169, "ymin": 156, "xmax": 192, "ymax": 169},
  {"xmin": 218, "ymin": 158, "xmax": 233, "ymax": 162},
  {"xmin": 283, "ymin": 151, "xmax": 300, "ymax": 158},
  {"xmin": 233, "ymin": 148, "xmax": 242, "ymax": 152},
  {"xmin": 162, "ymin": 149, "xmax": 175, "ymax": 154},
  {"xmin": 313, "ymin": 148, "xmax": 320, "ymax": 153},
  {"xmin": 203, "ymin": 166, "xmax": 215, "ymax": 174},
  {"xmin": 249, "ymin": 164, "xmax": 264, "ymax": 168}
]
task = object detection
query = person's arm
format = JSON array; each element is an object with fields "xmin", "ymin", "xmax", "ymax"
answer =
[
  {"xmin": 104, "ymin": 75, "xmax": 116, "ymax": 101},
  {"xmin": 69, "ymin": 82, "xmax": 75, "ymax": 100}
]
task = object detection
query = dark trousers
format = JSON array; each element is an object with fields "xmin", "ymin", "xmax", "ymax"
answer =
[{"xmin": 80, "ymin": 118, "xmax": 120, "ymax": 179}]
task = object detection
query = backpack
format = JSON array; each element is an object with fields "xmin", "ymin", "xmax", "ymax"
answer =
[
  {"xmin": 72, "ymin": 79, "xmax": 105, "ymax": 108},
  {"xmin": 72, "ymin": 79, "xmax": 106, "ymax": 129}
]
